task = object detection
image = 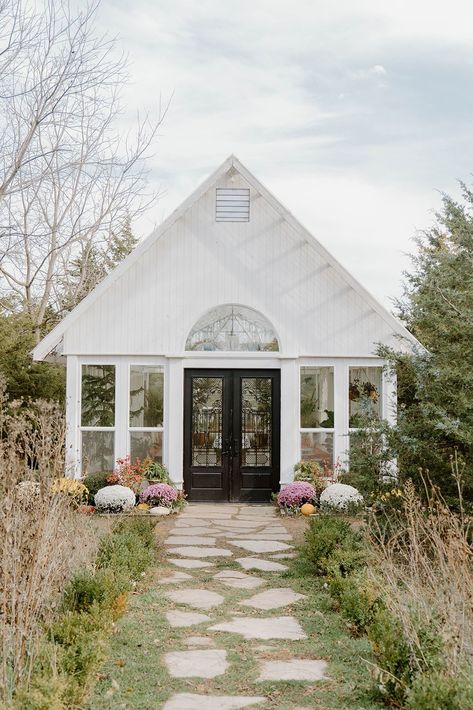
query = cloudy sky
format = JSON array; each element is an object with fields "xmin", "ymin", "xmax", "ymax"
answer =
[{"xmin": 98, "ymin": 0, "xmax": 473, "ymax": 308}]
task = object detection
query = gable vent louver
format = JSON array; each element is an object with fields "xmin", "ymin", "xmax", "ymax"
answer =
[{"xmin": 216, "ymin": 187, "xmax": 250, "ymax": 222}]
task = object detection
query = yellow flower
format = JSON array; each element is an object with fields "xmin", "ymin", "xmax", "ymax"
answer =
[{"xmin": 51, "ymin": 478, "xmax": 88, "ymax": 503}]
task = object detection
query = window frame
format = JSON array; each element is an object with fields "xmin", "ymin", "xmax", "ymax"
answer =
[
  {"xmin": 79, "ymin": 363, "xmax": 117, "ymax": 475},
  {"xmin": 299, "ymin": 365, "xmax": 335, "ymax": 467},
  {"xmin": 128, "ymin": 364, "xmax": 165, "ymax": 464}
]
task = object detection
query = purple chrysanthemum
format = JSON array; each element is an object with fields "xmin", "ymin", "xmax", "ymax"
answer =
[
  {"xmin": 140, "ymin": 483, "xmax": 178, "ymax": 507},
  {"xmin": 277, "ymin": 481, "xmax": 316, "ymax": 508}
]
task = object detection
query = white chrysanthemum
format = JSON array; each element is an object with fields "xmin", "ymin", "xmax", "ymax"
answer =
[
  {"xmin": 319, "ymin": 483, "xmax": 363, "ymax": 510},
  {"xmin": 94, "ymin": 485, "xmax": 135, "ymax": 513}
]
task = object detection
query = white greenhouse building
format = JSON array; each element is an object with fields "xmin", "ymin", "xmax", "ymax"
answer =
[{"xmin": 33, "ymin": 156, "xmax": 416, "ymax": 502}]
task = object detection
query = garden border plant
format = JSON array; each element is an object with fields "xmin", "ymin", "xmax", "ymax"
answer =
[
  {"xmin": 297, "ymin": 482, "xmax": 473, "ymax": 709},
  {"xmin": 13, "ymin": 517, "xmax": 158, "ymax": 708}
]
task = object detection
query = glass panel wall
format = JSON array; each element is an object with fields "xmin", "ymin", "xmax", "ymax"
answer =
[
  {"xmin": 130, "ymin": 431, "xmax": 163, "ymax": 463},
  {"xmin": 81, "ymin": 431, "xmax": 114, "ymax": 475},
  {"xmin": 349, "ymin": 367, "xmax": 382, "ymax": 427},
  {"xmin": 129, "ymin": 365, "xmax": 164, "ymax": 464},
  {"xmin": 300, "ymin": 432, "xmax": 333, "ymax": 467},
  {"xmin": 81, "ymin": 365, "xmax": 115, "ymax": 427},
  {"xmin": 130, "ymin": 366, "xmax": 164, "ymax": 427},
  {"xmin": 300, "ymin": 366, "xmax": 334, "ymax": 468},
  {"xmin": 80, "ymin": 365, "xmax": 116, "ymax": 474},
  {"xmin": 300, "ymin": 367, "xmax": 334, "ymax": 428}
]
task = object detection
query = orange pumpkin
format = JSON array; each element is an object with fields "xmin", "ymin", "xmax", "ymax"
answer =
[{"xmin": 300, "ymin": 503, "xmax": 316, "ymax": 516}]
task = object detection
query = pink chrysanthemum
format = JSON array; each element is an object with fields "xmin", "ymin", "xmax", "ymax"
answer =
[
  {"xmin": 139, "ymin": 483, "xmax": 178, "ymax": 507},
  {"xmin": 277, "ymin": 481, "xmax": 316, "ymax": 508}
]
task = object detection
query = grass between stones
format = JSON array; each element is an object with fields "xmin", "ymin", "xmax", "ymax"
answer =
[{"xmin": 89, "ymin": 551, "xmax": 383, "ymax": 709}]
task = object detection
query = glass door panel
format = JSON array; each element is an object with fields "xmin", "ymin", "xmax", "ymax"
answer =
[
  {"xmin": 241, "ymin": 377, "xmax": 272, "ymax": 467},
  {"xmin": 191, "ymin": 377, "xmax": 223, "ymax": 467}
]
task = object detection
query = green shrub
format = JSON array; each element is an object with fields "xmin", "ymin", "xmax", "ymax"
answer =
[
  {"xmin": 15, "ymin": 518, "xmax": 157, "ymax": 708},
  {"xmin": 368, "ymin": 608, "xmax": 412, "ymax": 704},
  {"xmin": 49, "ymin": 608, "xmax": 108, "ymax": 705},
  {"xmin": 301, "ymin": 514, "xmax": 367, "ymax": 577},
  {"xmin": 62, "ymin": 567, "xmax": 129, "ymax": 614},
  {"xmin": 329, "ymin": 572, "xmax": 382, "ymax": 633},
  {"xmin": 81, "ymin": 471, "xmax": 110, "ymax": 504},
  {"xmin": 96, "ymin": 517, "xmax": 155, "ymax": 580},
  {"xmin": 143, "ymin": 460, "xmax": 171, "ymax": 483},
  {"xmin": 368, "ymin": 608, "xmax": 445, "ymax": 705},
  {"xmin": 406, "ymin": 672, "xmax": 473, "ymax": 709}
]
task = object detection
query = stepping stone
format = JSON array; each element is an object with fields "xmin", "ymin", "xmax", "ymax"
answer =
[
  {"xmin": 218, "ymin": 521, "xmax": 266, "ymax": 529},
  {"xmin": 165, "ymin": 610, "xmax": 211, "ymax": 627},
  {"xmin": 184, "ymin": 636, "xmax": 215, "ymax": 647},
  {"xmin": 214, "ymin": 570, "xmax": 265, "ymax": 590},
  {"xmin": 240, "ymin": 588, "xmax": 306, "ymax": 610},
  {"xmin": 174, "ymin": 519, "xmax": 219, "ymax": 527},
  {"xmin": 166, "ymin": 588, "xmax": 225, "ymax": 610},
  {"xmin": 165, "ymin": 537, "xmax": 217, "ymax": 546},
  {"xmin": 210, "ymin": 616, "xmax": 306, "ymax": 640},
  {"xmin": 159, "ymin": 571, "xmax": 193, "ymax": 584},
  {"xmin": 170, "ymin": 527, "xmax": 221, "ymax": 536},
  {"xmin": 236, "ymin": 557, "xmax": 288, "ymax": 572},
  {"xmin": 229, "ymin": 534, "xmax": 292, "ymax": 541},
  {"xmin": 239, "ymin": 508, "xmax": 275, "ymax": 515},
  {"xmin": 229, "ymin": 540, "xmax": 292, "ymax": 554},
  {"xmin": 164, "ymin": 649, "xmax": 228, "ymax": 678},
  {"xmin": 168, "ymin": 546, "xmax": 232, "ymax": 558},
  {"xmin": 257, "ymin": 658, "xmax": 328, "ymax": 681},
  {"xmin": 163, "ymin": 693, "xmax": 266, "ymax": 709},
  {"xmin": 169, "ymin": 558, "xmax": 214, "ymax": 569}
]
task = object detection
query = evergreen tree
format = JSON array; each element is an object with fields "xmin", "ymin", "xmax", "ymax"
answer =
[
  {"xmin": 370, "ymin": 185, "xmax": 473, "ymax": 504},
  {"xmin": 0, "ymin": 304, "xmax": 65, "ymax": 403}
]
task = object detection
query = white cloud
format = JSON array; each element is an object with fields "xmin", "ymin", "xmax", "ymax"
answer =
[{"xmin": 96, "ymin": 0, "xmax": 473, "ymax": 306}]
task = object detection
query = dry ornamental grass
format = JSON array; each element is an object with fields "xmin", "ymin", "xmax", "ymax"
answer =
[
  {"xmin": 370, "ymin": 472, "xmax": 473, "ymax": 688},
  {"xmin": 0, "ymin": 386, "xmax": 102, "ymax": 705}
]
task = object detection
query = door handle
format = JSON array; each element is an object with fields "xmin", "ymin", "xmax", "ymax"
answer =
[
  {"xmin": 223, "ymin": 438, "xmax": 232, "ymax": 457},
  {"xmin": 233, "ymin": 438, "xmax": 240, "ymax": 457}
]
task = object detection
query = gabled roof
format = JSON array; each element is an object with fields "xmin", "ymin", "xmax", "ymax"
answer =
[{"xmin": 33, "ymin": 155, "xmax": 420, "ymax": 360}]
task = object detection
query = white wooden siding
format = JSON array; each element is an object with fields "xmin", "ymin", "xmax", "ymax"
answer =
[{"xmin": 63, "ymin": 171, "xmax": 404, "ymax": 357}]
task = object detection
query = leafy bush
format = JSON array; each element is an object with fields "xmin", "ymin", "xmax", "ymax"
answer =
[
  {"xmin": 48, "ymin": 608, "xmax": 108, "ymax": 704},
  {"xmin": 368, "ymin": 608, "xmax": 412, "ymax": 704},
  {"xmin": 143, "ymin": 459, "xmax": 171, "ymax": 483},
  {"xmin": 293, "ymin": 460, "xmax": 326, "ymax": 493},
  {"xmin": 15, "ymin": 517, "xmax": 157, "ymax": 707},
  {"xmin": 81, "ymin": 471, "xmax": 110, "ymax": 504},
  {"xmin": 106, "ymin": 455, "xmax": 144, "ymax": 492},
  {"xmin": 62, "ymin": 567, "xmax": 128, "ymax": 615},
  {"xmin": 368, "ymin": 607, "xmax": 445, "ymax": 706},
  {"xmin": 329, "ymin": 572, "xmax": 382, "ymax": 633},
  {"xmin": 406, "ymin": 672, "xmax": 473, "ymax": 709},
  {"xmin": 301, "ymin": 514, "xmax": 367, "ymax": 577},
  {"xmin": 96, "ymin": 517, "xmax": 155, "ymax": 580}
]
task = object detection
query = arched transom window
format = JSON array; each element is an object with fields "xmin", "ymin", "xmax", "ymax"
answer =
[{"xmin": 185, "ymin": 304, "xmax": 279, "ymax": 352}]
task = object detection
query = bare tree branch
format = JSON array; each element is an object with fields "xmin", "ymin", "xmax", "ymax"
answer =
[{"xmin": 0, "ymin": 0, "xmax": 165, "ymax": 340}]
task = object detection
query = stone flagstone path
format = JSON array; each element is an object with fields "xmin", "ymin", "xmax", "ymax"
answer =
[{"xmin": 159, "ymin": 504, "xmax": 328, "ymax": 709}]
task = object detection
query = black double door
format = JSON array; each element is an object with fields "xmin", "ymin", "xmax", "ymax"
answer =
[{"xmin": 183, "ymin": 369, "xmax": 280, "ymax": 502}]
